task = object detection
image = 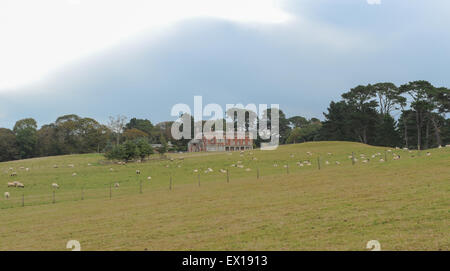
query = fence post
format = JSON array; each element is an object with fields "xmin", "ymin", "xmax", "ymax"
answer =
[
  {"xmin": 109, "ymin": 182, "xmax": 112, "ymax": 199},
  {"xmin": 227, "ymin": 169, "xmax": 229, "ymax": 183},
  {"xmin": 52, "ymin": 190, "xmax": 55, "ymax": 204},
  {"xmin": 286, "ymin": 163, "xmax": 289, "ymax": 174},
  {"xmin": 22, "ymin": 193, "xmax": 24, "ymax": 207},
  {"xmin": 81, "ymin": 187, "xmax": 84, "ymax": 201},
  {"xmin": 317, "ymin": 157, "xmax": 321, "ymax": 170},
  {"xmin": 352, "ymin": 152, "xmax": 355, "ymax": 165},
  {"xmin": 257, "ymin": 167, "xmax": 260, "ymax": 179}
]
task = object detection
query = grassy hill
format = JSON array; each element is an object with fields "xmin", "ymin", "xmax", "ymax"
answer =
[{"xmin": 0, "ymin": 141, "xmax": 448, "ymax": 250}]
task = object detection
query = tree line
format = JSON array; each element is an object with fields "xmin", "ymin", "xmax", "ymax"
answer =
[{"xmin": 0, "ymin": 80, "xmax": 448, "ymax": 162}]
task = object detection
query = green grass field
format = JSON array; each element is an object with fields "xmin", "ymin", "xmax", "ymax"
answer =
[{"xmin": 0, "ymin": 141, "xmax": 448, "ymax": 250}]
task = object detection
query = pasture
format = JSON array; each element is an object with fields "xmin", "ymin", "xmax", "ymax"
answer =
[{"xmin": 0, "ymin": 141, "xmax": 449, "ymax": 250}]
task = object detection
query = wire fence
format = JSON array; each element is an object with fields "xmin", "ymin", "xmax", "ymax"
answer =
[{"xmin": 1, "ymin": 148, "xmax": 437, "ymax": 210}]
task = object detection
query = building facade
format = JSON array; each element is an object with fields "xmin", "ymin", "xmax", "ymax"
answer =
[{"xmin": 188, "ymin": 132, "xmax": 253, "ymax": 152}]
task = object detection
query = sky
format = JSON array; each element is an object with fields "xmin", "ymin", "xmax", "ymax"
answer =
[{"xmin": 1, "ymin": 0, "xmax": 450, "ymax": 128}]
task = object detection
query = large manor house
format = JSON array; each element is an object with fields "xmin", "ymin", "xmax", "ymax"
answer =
[{"xmin": 188, "ymin": 132, "xmax": 254, "ymax": 152}]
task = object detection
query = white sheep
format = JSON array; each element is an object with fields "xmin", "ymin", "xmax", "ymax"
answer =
[
  {"xmin": 7, "ymin": 182, "xmax": 15, "ymax": 187},
  {"xmin": 52, "ymin": 183, "xmax": 59, "ymax": 189},
  {"xmin": 10, "ymin": 172, "xmax": 17, "ymax": 177},
  {"xmin": 136, "ymin": 170, "xmax": 141, "ymax": 174},
  {"xmin": 426, "ymin": 152, "xmax": 431, "ymax": 156},
  {"xmin": 335, "ymin": 161, "xmax": 341, "ymax": 165},
  {"xmin": 245, "ymin": 168, "xmax": 251, "ymax": 172},
  {"xmin": 193, "ymin": 169, "xmax": 198, "ymax": 173},
  {"xmin": 16, "ymin": 182, "xmax": 24, "ymax": 188},
  {"xmin": 325, "ymin": 161, "xmax": 330, "ymax": 165},
  {"xmin": 72, "ymin": 173, "xmax": 77, "ymax": 176},
  {"xmin": 4, "ymin": 192, "xmax": 10, "ymax": 199},
  {"xmin": 114, "ymin": 182, "xmax": 120, "ymax": 188},
  {"xmin": 147, "ymin": 176, "xmax": 152, "ymax": 180}
]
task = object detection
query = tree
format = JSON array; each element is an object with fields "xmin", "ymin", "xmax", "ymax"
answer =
[
  {"xmin": 374, "ymin": 114, "xmax": 401, "ymax": 147},
  {"xmin": 135, "ymin": 138, "xmax": 153, "ymax": 159},
  {"xmin": 158, "ymin": 135, "xmax": 168, "ymax": 156},
  {"xmin": 373, "ymin": 82, "xmax": 401, "ymax": 116},
  {"xmin": 123, "ymin": 128, "xmax": 149, "ymax": 141},
  {"xmin": 123, "ymin": 140, "xmax": 140, "ymax": 161},
  {"xmin": 288, "ymin": 116, "xmax": 309, "ymax": 128},
  {"xmin": 125, "ymin": 118, "xmax": 154, "ymax": 137},
  {"xmin": 319, "ymin": 101, "xmax": 358, "ymax": 142},
  {"xmin": 341, "ymin": 85, "xmax": 379, "ymax": 144},
  {"xmin": 0, "ymin": 128, "xmax": 19, "ymax": 162},
  {"xmin": 108, "ymin": 115, "xmax": 127, "ymax": 145},
  {"xmin": 399, "ymin": 81, "xmax": 435, "ymax": 150},
  {"xmin": 13, "ymin": 118, "xmax": 38, "ymax": 158},
  {"xmin": 286, "ymin": 122, "xmax": 322, "ymax": 144}
]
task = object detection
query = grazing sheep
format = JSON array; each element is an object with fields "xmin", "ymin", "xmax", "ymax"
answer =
[
  {"xmin": 16, "ymin": 183, "xmax": 24, "ymax": 188},
  {"xmin": 72, "ymin": 173, "xmax": 77, "ymax": 176},
  {"xmin": 53, "ymin": 165, "xmax": 58, "ymax": 168},
  {"xmin": 438, "ymin": 145, "xmax": 442, "ymax": 149},
  {"xmin": 290, "ymin": 154, "xmax": 295, "ymax": 158},
  {"xmin": 327, "ymin": 152, "xmax": 332, "ymax": 156},
  {"xmin": 114, "ymin": 183, "xmax": 120, "ymax": 188},
  {"xmin": 52, "ymin": 183, "xmax": 59, "ymax": 189},
  {"xmin": 273, "ymin": 164, "xmax": 278, "ymax": 167},
  {"xmin": 426, "ymin": 152, "xmax": 431, "ymax": 156},
  {"xmin": 245, "ymin": 168, "xmax": 251, "ymax": 172},
  {"xmin": 446, "ymin": 145, "xmax": 450, "ymax": 148},
  {"xmin": 7, "ymin": 182, "xmax": 15, "ymax": 187},
  {"xmin": 306, "ymin": 152, "xmax": 312, "ymax": 156},
  {"xmin": 68, "ymin": 164, "xmax": 75, "ymax": 168},
  {"xmin": 237, "ymin": 165, "xmax": 244, "ymax": 169},
  {"xmin": 379, "ymin": 158, "xmax": 385, "ymax": 162},
  {"xmin": 4, "ymin": 192, "xmax": 10, "ymax": 199},
  {"xmin": 109, "ymin": 168, "xmax": 114, "ymax": 171},
  {"xmin": 253, "ymin": 157, "xmax": 258, "ymax": 161},
  {"xmin": 10, "ymin": 172, "xmax": 17, "ymax": 177},
  {"xmin": 325, "ymin": 161, "xmax": 330, "ymax": 165},
  {"xmin": 193, "ymin": 169, "xmax": 198, "ymax": 173},
  {"xmin": 25, "ymin": 168, "xmax": 29, "ymax": 171},
  {"xmin": 136, "ymin": 170, "xmax": 141, "ymax": 174},
  {"xmin": 147, "ymin": 176, "xmax": 152, "ymax": 180},
  {"xmin": 335, "ymin": 161, "xmax": 341, "ymax": 165},
  {"xmin": 220, "ymin": 169, "xmax": 227, "ymax": 173},
  {"xmin": 283, "ymin": 165, "xmax": 288, "ymax": 168}
]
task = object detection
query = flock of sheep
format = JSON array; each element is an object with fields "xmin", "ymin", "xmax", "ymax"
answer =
[{"xmin": 3, "ymin": 144, "xmax": 448, "ymax": 201}]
